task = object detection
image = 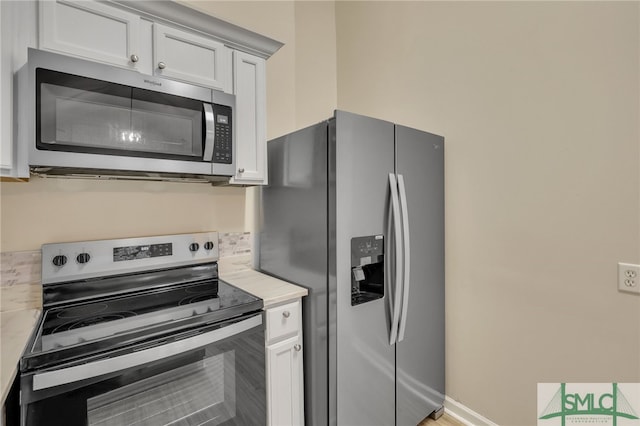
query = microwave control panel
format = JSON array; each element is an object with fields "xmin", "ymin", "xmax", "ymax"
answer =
[{"xmin": 213, "ymin": 105, "xmax": 232, "ymax": 164}]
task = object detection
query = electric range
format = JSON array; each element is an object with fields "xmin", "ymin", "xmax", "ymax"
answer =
[{"xmin": 14, "ymin": 232, "xmax": 266, "ymax": 426}]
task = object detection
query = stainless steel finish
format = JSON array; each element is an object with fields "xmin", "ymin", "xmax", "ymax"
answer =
[
  {"xmin": 260, "ymin": 121, "xmax": 329, "ymax": 426},
  {"xmin": 259, "ymin": 111, "xmax": 445, "ymax": 426},
  {"xmin": 430, "ymin": 406, "xmax": 445, "ymax": 420},
  {"xmin": 32, "ymin": 314, "xmax": 262, "ymax": 391},
  {"xmin": 130, "ymin": 54, "xmax": 139, "ymax": 62},
  {"xmin": 388, "ymin": 173, "xmax": 403, "ymax": 346},
  {"xmin": 203, "ymin": 103, "xmax": 215, "ymax": 161},
  {"xmin": 334, "ymin": 111, "xmax": 395, "ymax": 426},
  {"xmin": 397, "ymin": 174, "xmax": 411, "ymax": 343},
  {"xmin": 238, "ymin": 168, "xmax": 245, "ymax": 173},
  {"xmin": 158, "ymin": 61, "xmax": 166, "ymax": 69},
  {"xmin": 327, "ymin": 117, "xmax": 337, "ymax": 426},
  {"xmin": 41, "ymin": 232, "xmax": 219, "ymax": 285},
  {"xmin": 395, "ymin": 125, "xmax": 445, "ymax": 425},
  {"xmin": 282, "ymin": 311, "xmax": 291, "ymax": 318},
  {"xmin": 21, "ymin": 48, "xmax": 236, "ymax": 180},
  {"xmin": 29, "ymin": 169, "xmax": 229, "ymax": 183},
  {"xmin": 294, "ymin": 344, "xmax": 302, "ymax": 352}
]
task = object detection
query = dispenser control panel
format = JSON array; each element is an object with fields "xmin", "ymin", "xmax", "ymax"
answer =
[{"xmin": 350, "ymin": 235, "xmax": 384, "ymax": 306}]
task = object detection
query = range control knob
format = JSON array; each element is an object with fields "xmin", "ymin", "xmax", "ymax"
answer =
[
  {"xmin": 76, "ymin": 253, "xmax": 91, "ymax": 264},
  {"xmin": 189, "ymin": 243, "xmax": 200, "ymax": 252},
  {"xmin": 204, "ymin": 241, "xmax": 215, "ymax": 251},
  {"xmin": 52, "ymin": 255, "xmax": 67, "ymax": 267}
]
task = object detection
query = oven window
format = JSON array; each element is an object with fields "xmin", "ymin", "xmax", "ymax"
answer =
[
  {"xmin": 36, "ymin": 68, "xmax": 204, "ymax": 161},
  {"xmin": 87, "ymin": 349, "xmax": 235, "ymax": 426}
]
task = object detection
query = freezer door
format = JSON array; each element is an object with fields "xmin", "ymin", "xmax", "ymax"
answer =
[
  {"xmin": 258, "ymin": 122, "xmax": 329, "ymax": 426},
  {"xmin": 332, "ymin": 111, "xmax": 396, "ymax": 426},
  {"xmin": 394, "ymin": 125, "xmax": 445, "ymax": 425}
]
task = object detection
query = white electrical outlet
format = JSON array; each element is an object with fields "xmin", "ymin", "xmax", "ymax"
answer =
[{"xmin": 618, "ymin": 263, "xmax": 640, "ymax": 294}]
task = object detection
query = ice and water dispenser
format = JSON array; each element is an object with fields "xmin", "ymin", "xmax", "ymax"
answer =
[{"xmin": 350, "ymin": 235, "xmax": 384, "ymax": 306}]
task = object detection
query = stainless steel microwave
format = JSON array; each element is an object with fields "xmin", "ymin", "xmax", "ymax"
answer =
[{"xmin": 19, "ymin": 48, "xmax": 235, "ymax": 182}]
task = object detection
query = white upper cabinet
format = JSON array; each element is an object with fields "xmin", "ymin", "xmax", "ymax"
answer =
[
  {"xmin": 153, "ymin": 23, "xmax": 231, "ymax": 93},
  {"xmin": 7, "ymin": 0, "xmax": 281, "ymax": 183},
  {"xmin": 1, "ymin": 0, "xmax": 36, "ymax": 179},
  {"xmin": 40, "ymin": 0, "xmax": 140, "ymax": 69},
  {"xmin": 231, "ymin": 51, "xmax": 267, "ymax": 184}
]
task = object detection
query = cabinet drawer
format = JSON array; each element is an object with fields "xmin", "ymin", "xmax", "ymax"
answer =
[{"xmin": 266, "ymin": 300, "xmax": 300, "ymax": 344}]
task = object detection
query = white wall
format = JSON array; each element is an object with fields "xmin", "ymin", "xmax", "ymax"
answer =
[{"xmin": 336, "ymin": 2, "xmax": 640, "ymax": 424}]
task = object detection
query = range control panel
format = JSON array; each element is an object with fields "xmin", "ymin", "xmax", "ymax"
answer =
[
  {"xmin": 41, "ymin": 232, "xmax": 219, "ymax": 285},
  {"xmin": 113, "ymin": 242, "xmax": 173, "ymax": 262}
]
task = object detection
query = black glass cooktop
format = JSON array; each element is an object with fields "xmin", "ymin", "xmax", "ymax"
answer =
[
  {"xmin": 41, "ymin": 280, "xmax": 221, "ymax": 337},
  {"xmin": 23, "ymin": 278, "xmax": 262, "ymax": 372}
]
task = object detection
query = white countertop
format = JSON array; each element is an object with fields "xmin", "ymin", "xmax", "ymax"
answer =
[
  {"xmin": 0, "ymin": 309, "xmax": 41, "ymax": 404},
  {"xmin": 221, "ymin": 268, "xmax": 308, "ymax": 309}
]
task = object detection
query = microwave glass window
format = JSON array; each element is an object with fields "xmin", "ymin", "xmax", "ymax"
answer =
[
  {"xmin": 131, "ymin": 95, "xmax": 202, "ymax": 158},
  {"xmin": 37, "ymin": 69, "xmax": 206, "ymax": 162},
  {"xmin": 40, "ymin": 83, "xmax": 131, "ymax": 149}
]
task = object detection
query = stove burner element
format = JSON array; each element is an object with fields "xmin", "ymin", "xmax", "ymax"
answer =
[
  {"xmin": 53, "ymin": 311, "xmax": 137, "ymax": 334},
  {"xmin": 57, "ymin": 303, "xmax": 108, "ymax": 319},
  {"xmin": 179, "ymin": 294, "xmax": 219, "ymax": 305}
]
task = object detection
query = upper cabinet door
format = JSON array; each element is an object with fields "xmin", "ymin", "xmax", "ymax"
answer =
[
  {"xmin": 230, "ymin": 51, "xmax": 267, "ymax": 184},
  {"xmin": 40, "ymin": 0, "xmax": 140, "ymax": 69},
  {"xmin": 153, "ymin": 23, "xmax": 232, "ymax": 93}
]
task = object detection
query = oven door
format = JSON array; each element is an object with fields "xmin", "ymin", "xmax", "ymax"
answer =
[{"xmin": 20, "ymin": 313, "xmax": 265, "ymax": 426}]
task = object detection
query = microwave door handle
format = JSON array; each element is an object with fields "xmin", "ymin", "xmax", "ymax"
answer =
[{"xmin": 203, "ymin": 103, "xmax": 215, "ymax": 161}]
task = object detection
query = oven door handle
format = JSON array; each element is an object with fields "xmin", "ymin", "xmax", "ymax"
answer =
[{"xmin": 32, "ymin": 313, "xmax": 262, "ymax": 391}]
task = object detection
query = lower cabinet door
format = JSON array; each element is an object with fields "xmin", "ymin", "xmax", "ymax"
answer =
[{"xmin": 267, "ymin": 335, "xmax": 304, "ymax": 426}]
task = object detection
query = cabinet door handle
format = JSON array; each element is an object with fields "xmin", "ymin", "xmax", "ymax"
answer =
[
  {"xmin": 238, "ymin": 168, "xmax": 245, "ymax": 173},
  {"xmin": 158, "ymin": 62, "xmax": 166, "ymax": 70},
  {"xmin": 282, "ymin": 311, "xmax": 290, "ymax": 318},
  {"xmin": 294, "ymin": 344, "xmax": 301, "ymax": 352},
  {"xmin": 130, "ymin": 54, "xmax": 139, "ymax": 63}
]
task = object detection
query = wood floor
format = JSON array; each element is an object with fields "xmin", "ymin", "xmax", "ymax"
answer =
[{"xmin": 418, "ymin": 413, "xmax": 466, "ymax": 426}]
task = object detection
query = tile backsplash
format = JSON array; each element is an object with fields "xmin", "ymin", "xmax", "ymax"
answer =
[
  {"xmin": 0, "ymin": 232, "xmax": 253, "ymax": 312},
  {"xmin": 0, "ymin": 251, "xmax": 42, "ymax": 312}
]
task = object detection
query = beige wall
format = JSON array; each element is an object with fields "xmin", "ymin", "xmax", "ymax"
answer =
[
  {"xmin": 336, "ymin": 1, "xmax": 640, "ymax": 424},
  {"xmin": 0, "ymin": 1, "xmax": 337, "ymax": 252}
]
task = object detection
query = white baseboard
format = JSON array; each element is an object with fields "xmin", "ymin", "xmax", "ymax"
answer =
[{"xmin": 444, "ymin": 396, "xmax": 499, "ymax": 426}]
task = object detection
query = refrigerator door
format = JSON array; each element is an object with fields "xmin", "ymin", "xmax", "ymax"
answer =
[
  {"xmin": 332, "ymin": 111, "xmax": 396, "ymax": 426},
  {"xmin": 259, "ymin": 122, "xmax": 329, "ymax": 426},
  {"xmin": 394, "ymin": 125, "xmax": 445, "ymax": 425}
]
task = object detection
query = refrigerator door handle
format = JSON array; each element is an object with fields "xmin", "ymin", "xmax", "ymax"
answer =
[
  {"xmin": 397, "ymin": 174, "xmax": 411, "ymax": 342},
  {"xmin": 388, "ymin": 173, "xmax": 403, "ymax": 345}
]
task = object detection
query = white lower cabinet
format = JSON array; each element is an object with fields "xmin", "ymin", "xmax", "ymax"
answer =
[{"xmin": 265, "ymin": 300, "xmax": 304, "ymax": 426}]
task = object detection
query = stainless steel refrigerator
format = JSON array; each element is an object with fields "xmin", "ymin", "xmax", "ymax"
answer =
[{"xmin": 258, "ymin": 111, "xmax": 444, "ymax": 426}]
